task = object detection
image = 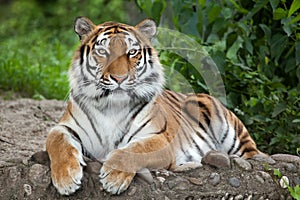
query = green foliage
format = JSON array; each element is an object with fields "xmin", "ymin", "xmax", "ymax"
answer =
[
  {"xmin": 272, "ymin": 168, "xmax": 300, "ymax": 200},
  {"xmin": 136, "ymin": 0, "xmax": 300, "ymax": 155},
  {"xmin": 0, "ymin": 0, "xmax": 127, "ymax": 99},
  {"xmin": 264, "ymin": 166, "xmax": 300, "ymax": 199}
]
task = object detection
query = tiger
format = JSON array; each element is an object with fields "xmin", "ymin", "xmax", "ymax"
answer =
[{"xmin": 46, "ymin": 16, "xmax": 261, "ymax": 195}]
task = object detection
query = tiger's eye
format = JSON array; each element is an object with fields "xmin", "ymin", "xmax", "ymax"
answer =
[
  {"xmin": 128, "ymin": 49, "xmax": 137, "ymax": 56},
  {"xmin": 98, "ymin": 49, "xmax": 107, "ymax": 55}
]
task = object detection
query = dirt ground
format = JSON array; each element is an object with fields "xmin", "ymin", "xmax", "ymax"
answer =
[{"xmin": 0, "ymin": 97, "xmax": 299, "ymax": 200}]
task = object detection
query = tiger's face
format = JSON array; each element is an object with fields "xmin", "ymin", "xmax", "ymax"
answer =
[{"xmin": 70, "ymin": 17, "xmax": 165, "ymax": 103}]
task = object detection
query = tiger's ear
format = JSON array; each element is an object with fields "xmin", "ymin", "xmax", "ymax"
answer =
[
  {"xmin": 74, "ymin": 16, "xmax": 96, "ymax": 41},
  {"xmin": 135, "ymin": 19, "xmax": 157, "ymax": 40}
]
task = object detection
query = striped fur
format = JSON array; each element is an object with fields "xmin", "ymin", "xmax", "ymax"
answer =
[{"xmin": 46, "ymin": 17, "xmax": 260, "ymax": 195}]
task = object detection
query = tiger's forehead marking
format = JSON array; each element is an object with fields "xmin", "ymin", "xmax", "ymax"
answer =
[{"xmin": 92, "ymin": 27, "xmax": 140, "ymax": 50}]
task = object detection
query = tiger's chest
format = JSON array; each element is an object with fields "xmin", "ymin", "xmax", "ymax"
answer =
[{"xmin": 67, "ymin": 99, "xmax": 157, "ymax": 161}]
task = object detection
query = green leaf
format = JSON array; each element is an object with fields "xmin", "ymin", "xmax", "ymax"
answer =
[
  {"xmin": 272, "ymin": 102, "xmax": 286, "ymax": 117},
  {"xmin": 226, "ymin": 36, "xmax": 243, "ymax": 62},
  {"xmin": 288, "ymin": 0, "xmax": 300, "ymax": 17},
  {"xmin": 270, "ymin": 34, "xmax": 288, "ymax": 61},
  {"xmin": 296, "ymin": 40, "xmax": 300, "ymax": 66},
  {"xmin": 273, "ymin": 7, "xmax": 287, "ymax": 20},
  {"xmin": 289, "ymin": 185, "xmax": 300, "ymax": 199},
  {"xmin": 247, "ymin": 0, "xmax": 269, "ymax": 19},
  {"xmin": 297, "ymin": 66, "xmax": 300, "ymax": 81},
  {"xmin": 151, "ymin": 1, "xmax": 165, "ymax": 23},
  {"xmin": 208, "ymin": 4, "xmax": 221, "ymax": 23},
  {"xmin": 259, "ymin": 24, "xmax": 271, "ymax": 45},
  {"xmin": 244, "ymin": 37, "xmax": 253, "ymax": 54},
  {"xmin": 228, "ymin": 0, "xmax": 248, "ymax": 14},
  {"xmin": 269, "ymin": 0, "xmax": 280, "ymax": 12},
  {"xmin": 289, "ymin": 13, "xmax": 300, "ymax": 24},
  {"xmin": 136, "ymin": 0, "xmax": 153, "ymax": 17},
  {"xmin": 273, "ymin": 168, "xmax": 282, "ymax": 178}
]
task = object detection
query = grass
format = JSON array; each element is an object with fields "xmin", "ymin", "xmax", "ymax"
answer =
[{"xmin": 0, "ymin": 30, "xmax": 74, "ymax": 100}]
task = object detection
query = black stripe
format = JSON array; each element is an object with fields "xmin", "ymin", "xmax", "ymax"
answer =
[
  {"xmin": 153, "ymin": 117, "xmax": 167, "ymax": 135},
  {"xmin": 80, "ymin": 45, "xmax": 85, "ymax": 65},
  {"xmin": 104, "ymin": 31, "xmax": 113, "ymax": 35},
  {"xmin": 165, "ymin": 90, "xmax": 185, "ymax": 102},
  {"xmin": 183, "ymin": 107, "xmax": 208, "ymax": 134},
  {"xmin": 165, "ymin": 96, "xmax": 216, "ymax": 152},
  {"xmin": 163, "ymin": 93, "xmax": 215, "ymax": 150},
  {"xmin": 127, "ymin": 118, "xmax": 152, "ymax": 143},
  {"xmin": 240, "ymin": 147, "xmax": 257, "ymax": 157},
  {"xmin": 68, "ymin": 106, "xmax": 94, "ymax": 148},
  {"xmin": 232, "ymin": 142, "xmax": 241, "ymax": 154},
  {"xmin": 72, "ymin": 96, "xmax": 103, "ymax": 145},
  {"xmin": 228, "ymin": 138, "xmax": 237, "ymax": 155},
  {"xmin": 228, "ymin": 120, "xmax": 238, "ymax": 154},
  {"xmin": 62, "ymin": 125, "xmax": 81, "ymax": 143},
  {"xmin": 143, "ymin": 47, "xmax": 147, "ymax": 64},
  {"xmin": 192, "ymin": 138, "xmax": 204, "ymax": 157},
  {"xmin": 163, "ymin": 93, "xmax": 181, "ymax": 110},
  {"xmin": 236, "ymin": 121, "xmax": 244, "ymax": 136},
  {"xmin": 61, "ymin": 125, "xmax": 98, "ymax": 160},
  {"xmin": 146, "ymin": 46, "xmax": 152, "ymax": 57},
  {"xmin": 116, "ymin": 101, "xmax": 149, "ymax": 146},
  {"xmin": 91, "ymin": 35, "xmax": 98, "ymax": 44},
  {"xmin": 220, "ymin": 112, "xmax": 229, "ymax": 144}
]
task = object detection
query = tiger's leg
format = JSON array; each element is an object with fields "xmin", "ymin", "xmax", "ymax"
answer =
[
  {"xmin": 46, "ymin": 126, "xmax": 86, "ymax": 195},
  {"xmin": 100, "ymin": 134, "xmax": 175, "ymax": 195}
]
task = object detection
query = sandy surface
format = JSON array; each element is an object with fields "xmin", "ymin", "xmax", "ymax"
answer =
[{"xmin": 0, "ymin": 98, "xmax": 65, "ymax": 164}]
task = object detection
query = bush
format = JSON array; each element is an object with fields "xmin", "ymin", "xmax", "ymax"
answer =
[{"xmin": 136, "ymin": 0, "xmax": 300, "ymax": 155}]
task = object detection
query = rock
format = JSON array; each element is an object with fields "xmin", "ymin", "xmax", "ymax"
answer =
[
  {"xmin": 254, "ymin": 175, "xmax": 264, "ymax": 184},
  {"xmin": 0, "ymin": 161, "xmax": 14, "ymax": 168},
  {"xmin": 232, "ymin": 157, "xmax": 252, "ymax": 171},
  {"xmin": 166, "ymin": 177, "xmax": 189, "ymax": 190},
  {"xmin": 201, "ymin": 150, "xmax": 231, "ymax": 168},
  {"xmin": 157, "ymin": 176, "xmax": 166, "ymax": 184},
  {"xmin": 30, "ymin": 151, "xmax": 50, "ymax": 166},
  {"xmin": 228, "ymin": 177, "xmax": 240, "ymax": 188},
  {"xmin": 8, "ymin": 166, "xmax": 21, "ymax": 182},
  {"xmin": 294, "ymin": 177, "xmax": 300, "ymax": 186},
  {"xmin": 252, "ymin": 154, "xmax": 276, "ymax": 165},
  {"xmin": 257, "ymin": 171, "xmax": 272, "ymax": 181},
  {"xmin": 28, "ymin": 164, "xmax": 51, "ymax": 188},
  {"xmin": 23, "ymin": 184, "xmax": 32, "ymax": 196},
  {"xmin": 234, "ymin": 194, "xmax": 243, "ymax": 200},
  {"xmin": 185, "ymin": 196, "xmax": 194, "ymax": 200},
  {"xmin": 271, "ymin": 154, "xmax": 300, "ymax": 164},
  {"xmin": 209, "ymin": 172, "xmax": 221, "ymax": 186},
  {"xmin": 281, "ymin": 163, "xmax": 297, "ymax": 173},
  {"xmin": 127, "ymin": 186, "xmax": 137, "ymax": 196},
  {"xmin": 279, "ymin": 176, "xmax": 289, "ymax": 188},
  {"xmin": 187, "ymin": 177, "xmax": 203, "ymax": 186}
]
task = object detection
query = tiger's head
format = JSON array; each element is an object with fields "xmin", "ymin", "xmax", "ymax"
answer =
[{"xmin": 70, "ymin": 17, "xmax": 165, "ymax": 104}]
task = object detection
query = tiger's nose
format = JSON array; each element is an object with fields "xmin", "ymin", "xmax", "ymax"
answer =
[{"xmin": 110, "ymin": 74, "xmax": 128, "ymax": 84}]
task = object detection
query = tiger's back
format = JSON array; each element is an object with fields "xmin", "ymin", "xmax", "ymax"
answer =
[{"xmin": 46, "ymin": 17, "xmax": 261, "ymax": 196}]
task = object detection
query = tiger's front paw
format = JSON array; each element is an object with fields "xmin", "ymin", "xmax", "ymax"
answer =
[
  {"xmin": 50, "ymin": 153, "xmax": 86, "ymax": 195},
  {"xmin": 99, "ymin": 163, "xmax": 136, "ymax": 195}
]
